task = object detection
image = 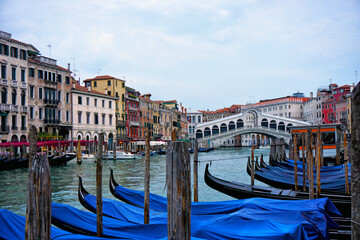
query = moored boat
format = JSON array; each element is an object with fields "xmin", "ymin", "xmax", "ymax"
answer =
[{"xmin": 104, "ymin": 150, "xmax": 138, "ymax": 160}]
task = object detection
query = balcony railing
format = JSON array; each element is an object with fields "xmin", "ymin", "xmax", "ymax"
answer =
[
  {"xmin": 20, "ymin": 82, "xmax": 27, "ymax": 89},
  {"xmin": 0, "ymin": 125, "xmax": 10, "ymax": 133},
  {"xmin": 44, "ymin": 119, "xmax": 60, "ymax": 125},
  {"xmin": 11, "ymin": 80, "xmax": 18, "ymax": 87},
  {"xmin": 21, "ymin": 106, "xmax": 28, "ymax": 113},
  {"xmin": 129, "ymin": 121, "xmax": 140, "ymax": 127},
  {"xmin": 11, "ymin": 126, "xmax": 18, "ymax": 130},
  {"xmin": 1, "ymin": 79, "xmax": 8, "ymax": 86},
  {"xmin": 44, "ymin": 98, "xmax": 60, "ymax": 106},
  {"xmin": 116, "ymin": 120, "xmax": 126, "ymax": 128},
  {"xmin": 21, "ymin": 126, "xmax": 27, "ymax": 131},
  {"xmin": 128, "ymin": 106, "xmax": 138, "ymax": 111},
  {"xmin": 4, "ymin": 104, "xmax": 11, "ymax": 111},
  {"xmin": 116, "ymin": 134, "xmax": 128, "ymax": 140},
  {"xmin": 11, "ymin": 105, "xmax": 19, "ymax": 112}
]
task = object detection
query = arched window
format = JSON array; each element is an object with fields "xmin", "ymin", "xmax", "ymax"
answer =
[
  {"xmin": 212, "ymin": 125, "xmax": 219, "ymax": 135},
  {"xmin": 270, "ymin": 120, "xmax": 277, "ymax": 129},
  {"xmin": 236, "ymin": 119, "xmax": 244, "ymax": 128},
  {"xmin": 204, "ymin": 127, "xmax": 211, "ymax": 137},
  {"xmin": 11, "ymin": 89, "xmax": 16, "ymax": 105},
  {"xmin": 286, "ymin": 123, "xmax": 293, "ymax": 132},
  {"xmin": 1, "ymin": 87, "xmax": 7, "ymax": 104},
  {"xmin": 220, "ymin": 123, "xmax": 227, "ymax": 133},
  {"xmin": 198, "ymin": 116, "xmax": 201, "ymax": 123},
  {"xmin": 196, "ymin": 130, "xmax": 203, "ymax": 139},
  {"xmin": 229, "ymin": 121, "xmax": 235, "ymax": 130},
  {"xmin": 278, "ymin": 122, "xmax": 285, "ymax": 131},
  {"xmin": 21, "ymin": 90, "xmax": 26, "ymax": 106},
  {"xmin": 261, "ymin": 118, "xmax": 268, "ymax": 127},
  {"xmin": 192, "ymin": 116, "xmax": 195, "ymax": 123}
]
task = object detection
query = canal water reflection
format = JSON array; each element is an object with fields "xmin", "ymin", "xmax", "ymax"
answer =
[{"xmin": 0, "ymin": 147, "xmax": 270, "ymax": 216}]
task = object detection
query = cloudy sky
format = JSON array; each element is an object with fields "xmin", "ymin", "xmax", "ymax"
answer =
[{"xmin": 1, "ymin": 0, "xmax": 359, "ymax": 111}]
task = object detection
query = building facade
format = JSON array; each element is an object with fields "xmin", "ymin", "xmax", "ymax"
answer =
[
  {"xmin": 187, "ymin": 108, "xmax": 203, "ymax": 140},
  {"xmin": 71, "ymin": 83, "xmax": 116, "ymax": 142},
  {"xmin": 124, "ymin": 86, "xmax": 140, "ymax": 140}
]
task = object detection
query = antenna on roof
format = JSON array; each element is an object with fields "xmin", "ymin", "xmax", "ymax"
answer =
[
  {"xmin": 47, "ymin": 44, "xmax": 51, "ymax": 57},
  {"xmin": 70, "ymin": 58, "xmax": 78, "ymax": 79}
]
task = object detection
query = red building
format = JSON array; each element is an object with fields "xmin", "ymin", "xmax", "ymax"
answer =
[
  {"xmin": 322, "ymin": 98, "xmax": 335, "ymax": 124},
  {"xmin": 125, "ymin": 86, "xmax": 140, "ymax": 139}
]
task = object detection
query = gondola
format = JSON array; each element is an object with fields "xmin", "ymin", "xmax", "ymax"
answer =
[
  {"xmin": 205, "ymin": 163, "xmax": 350, "ymax": 217},
  {"xmin": 49, "ymin": 153, "xmax": 76, "ymax": 166}
]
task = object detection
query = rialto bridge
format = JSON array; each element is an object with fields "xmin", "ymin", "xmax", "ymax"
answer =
[{"xmin": 195, "ymin": 109, "xmax": 310, "ymax": 147}]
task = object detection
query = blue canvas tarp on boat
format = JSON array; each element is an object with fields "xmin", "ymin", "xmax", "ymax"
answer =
[{"xmin": 51, "ymin": 203, "xmax": 311, "ymax": 240}]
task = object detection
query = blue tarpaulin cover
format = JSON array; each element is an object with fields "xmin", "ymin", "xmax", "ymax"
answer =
[{"xmin": 51, "ymin": 203, "xmax": 311, "ymax": 240}]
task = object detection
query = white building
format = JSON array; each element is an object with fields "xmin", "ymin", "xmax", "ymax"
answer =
[
  {"xmin": 71, "ymin": 83, "xmax": 116, "ymax": 143},
  {"xmin": 187, "ymin": 108, "xmax": 203, "ymax": 140},
  {"xmin": 303, "ymin": 88, "xmax": 331, "ymax": 124}
]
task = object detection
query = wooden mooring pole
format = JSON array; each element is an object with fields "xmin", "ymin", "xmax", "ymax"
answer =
[
  {"xmin": 193, "ymin": 139, "xmax": 199, "ymax": 202},
  {"xmin": 316, "ymin": 126, "xmax": 321, "ymax": 198},
  {"xmin": 25, "ymin": 126, "xmax": 51, "ymax": 240},
  {"xmin": 167, "ymin": 141, "xmax": 191, "ymax": 240},
  {"xmin": 96, "ymin": 133, "xmax": 104, "ymax": 237},
  {"xmin": 77, "ymin": 140, "xmax": 82, "ymax": 164},
  {"xmin": 301, "ymin": 132, "xmax": 306, "ymax": 191},
  {"xmin": 307, "ymin": 128, "xmax": 314, "ymax": 199},
  {"xmin": 144, "ymin": 130, "xmax": 150, "ymax": 224},
  {"xmin": 351, "ymin": 83, "xmax": 360, "ymax": 239},
  {"xmin": 251, "ymin": 147, "xmax": 255, "ymax": 186},
  {"xmin": 344, "ymin": 131, "xmax": 350, "ymax": 195},
  {"xmin": 336, "ymin": 126, "xmax": 341, "ymax": 165},
  {"xmin": 293, "ymin": 135, "xmax": 298, "ymax": 191}
]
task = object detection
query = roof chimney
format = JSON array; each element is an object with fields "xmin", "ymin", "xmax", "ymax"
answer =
[
  {"xmin": 185, "ymin": 108, "xmax": 187, "ymax": 115},
  {"xmin": 181, "ymin": 106, "xmax": 184, "ymax": 114},
  {"xmin": 105, "ymin": 88, "xmax": 108, "ymax": 95},
  {"xmin": 68, "ymin": 63, "xmax": 70, "ymax": 71},
  {"xmin": 88, "ymin": 85, "xmax": 91, "ymax": 92},
  {"xmin": 72, "ymin": 82, "xmax": 76, "ymax": 89}
]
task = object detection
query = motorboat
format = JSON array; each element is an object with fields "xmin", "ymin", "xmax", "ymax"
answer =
[{"xmin": 104, "ymin": 151, "xmax": 138, "ymax": 160}]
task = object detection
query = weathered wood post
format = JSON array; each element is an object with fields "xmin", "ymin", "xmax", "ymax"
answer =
[
  {"xmin": 269, "ymin": 139, "xmax": 275, "ymax": 162},
  {"xmin": 316, "ymin": 126, "xmax": 321, "ymax": 198},
  {"xmin": 144, "ymin": 130, "xmax": 150, "ymax": 224},
  {"xmin": 293, "ymin": 135, "xmax": 298, "ymax": 191},
  {"xmin": 280, "ymin": 138, "xmax": 286, "ymax": 160},
  {"xmin": 289, "ymin": 139, "xmax": 294, "ymax": 160},
  {"xmin": 344, "ymin": 131, "xmax": 350, "ymax": 195},
  {"xmin": 351, "ymin": 83, "xmax": 360, "ymax": 239},
  {"xmin": 193, "ymin": 139, "xmax": 199, "ymax": 202},
  {"xmin": 22, "ymin": 143, "xmax": 26, "ymax": 159},
  {"xmin": 336, "ymin": 126, "xmax": 341, "ymax": 165},
  {"xmin": 77, "ymin": 140, "xmax": 82, "ymax": 164},
  {"xmin": 307, "ymin": 128, "xmax": 314, "ymax": 199},
  {"xmin": 25, "ymin": 126, "xmax": 51, "ymax": 240},
  {"xmin": 96, "ymin": 133, "xmax": 104, "ymax": 237},
  {"xmin": 301, "ymin": 132, "xmax": 306, "ymax": 191},
  {"xmin": 167, "ymin": 141, "xmax": 191, "ymax": 240},
  {"xmin": 113, "ymin": 141, "xmax": 116, "ymax": 160},
  {"xmin": 251, "ymin": 146, "xmax": 255, "ymax": 186},
  {"xmin": 275, "ymin": 138, "xmax": 280, "ymax": 160}
]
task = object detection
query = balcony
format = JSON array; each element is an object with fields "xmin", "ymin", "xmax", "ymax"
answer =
[
  {"xmin": 20, "ymin": 126, "xmax": 27, "ymax": 131},
  {"xmin": 44, "ymin": 78, "xmax": 57, "ymax": 85},
  {"xmin": 11, "ymin": 126, "xmax": 18, "ymax": 130},
  {"xmin": 128, "ymin": 106, "xmax": 138, "ymax": 111},
  {"xmin": 20, "ymin": 82, "xmax": 27, "ymax": 89},
  {"xmin": 4, "ymin": 104, "xmax": 11, "ymax": 111},
  {"xmin": 44, "ymin": 119, "xmax": 60, "ymax": 125},
  {"xmin": 0, "ymin": 125, "xmax": 10, "ymax": 133},
  {"xmin": 11, "ymin": 105, "xmax": 19, "ymax": 112},
  {"xmin": 11, "ymin": 80, "xmax": 18, "ymax": 87},
  {"xmin": 116, "ymin": 120, "xmax": 126, "ymax": 128},
  {"xmin": 21, "ymin": 106, "xmax": 28, "ymax": 113},
  {"xmin": 1, "ymin": 79, "xmax": 8, "ymax": 86},
  {"xmin": 116, "ymin": 134, "xmax": 128, "ymax": 140},
  {"xmin": 129, "ymin": 121, "xmax": 140, "ymax": 127},
  {"xmin": 44, "ymin": 98, "xmax": 60, "ymax": 106}
]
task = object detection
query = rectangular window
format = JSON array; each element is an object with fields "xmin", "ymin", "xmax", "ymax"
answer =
[
  {"xmin": 108, "ymin": 91, "xmax": 111, "ymax": 96},
  {"xmin": 39, "ymin": 107, "xmax": 43, "ymax": 120},
  {"xmin": 122, "ymin": 82, "xmax": 125, "ymax": 88},
  {"xmin": 57, "ymin": 74, "xmax": 62, "ymax": 83},
  {"xmin": 94, "ymin": 99, "xmax": 97, "ymax": 106},
  {"xmin": 94, "ymin": 113, "xmax": 99, "ymax": 125},
  {"xmin": 21, "ymin": 69, "xmax": 25, "ymax": 82},
  {"xmin": 66, "ymin": 93, "xmax": 69, "ymax": 103},
  {"xmin": 66, "ymin": 111, "xmax": 69, "ymax": 122},
  {"xmin": 58, "ymin": 110, "xmax": 61, "ymax": 121},
  {"xmin": 86, "ymin": 112, "xmax": 90, "ymax": 124},
  {"xmin": 86, "ymin": 97, "xmax": 89, "ymax": 105},
  {"xmin": 108, "ymin": 80, "xmax": 111, "ymax": 86},
  {"xmin": 109, "ymin": 115, "xmax": 112, "ymax": 125},
  {"xmin": 21, "ymin": 116, "xmax": 26, "ymax": 129},
  {"xmin": 65, "ymin": 76, "xmax": 70, "ymax": 84},
  {"xmin": 20, "ymin": 49, "xmax": 26, "ymax": 60},
  {"xmin": 78, "ymin": 96, "xmax": 82, "ymax": 105},
  {"xmin": 38, "ymin": 70, "xmax": 43, "ymax": 79},
  {"xmin": 39, "ymin": 88, "xmax": 43, "ymax": 99},
  {"xmin": 29, "ymin": 68, "xmax": 34, "ymax": 77},
  {"xmin": 30, "ymin": 86, "xmax": 34, "ymax": 98},
  {"xmin": 12, "ymin": 115, "xmax": 16, "ymax": 129},
  {"xmin": 11, "ymin": 67, "xmax": 16, "ymax": 80},
  {"xmin": 58, "ymin": 91, "xmax": 61, "ymax": 101},
  {"xmin": 10, "ymin": 47, "xmax": 18, "ymax": 58},
  {"xmin": 109, "ymin": 101, "xmax": 112, "ymax": 108},
  {"xmin": 94, "ymin": 81, "xmax": 97, "ymax": 87},
  {"xmin": 30, "ymin": 106, "xmax": 34, "ymax": 119},
  {"xmin": 102, "ymin": 114, "xmax": 106, "ymax": 125},
  {"xmin": 78, "ymin": 112, "xmax": 82, "ymax": 123},
  {"xmin": 0, "ymin": 44, "xmax": 9, "ymax": 55},
  {"xmin": 1, "ymin": 65, "xmax": 6, "ymax": 79},
  {"xmin": 102, "ymin": 100, "xmax": 105, "ymax": 107}
]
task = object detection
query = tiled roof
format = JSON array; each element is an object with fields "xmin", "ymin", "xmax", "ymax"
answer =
[
  {"xmin": 83, "ymin": 75, "xmax": 119, "ymax": 82},
  {"xmin": 73, "ymin": 84, "xmax": 114, "ymax": 97}
]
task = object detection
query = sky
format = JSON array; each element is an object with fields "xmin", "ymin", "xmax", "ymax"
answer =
[{"xmin": 1, "ymin": 0, "xmax": 360, "ymax": 111}]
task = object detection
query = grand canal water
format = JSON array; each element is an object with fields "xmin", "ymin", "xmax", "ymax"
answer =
[{"xmin": 0, "ymin": 147, "xmax": 270, "ymax": 216}]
